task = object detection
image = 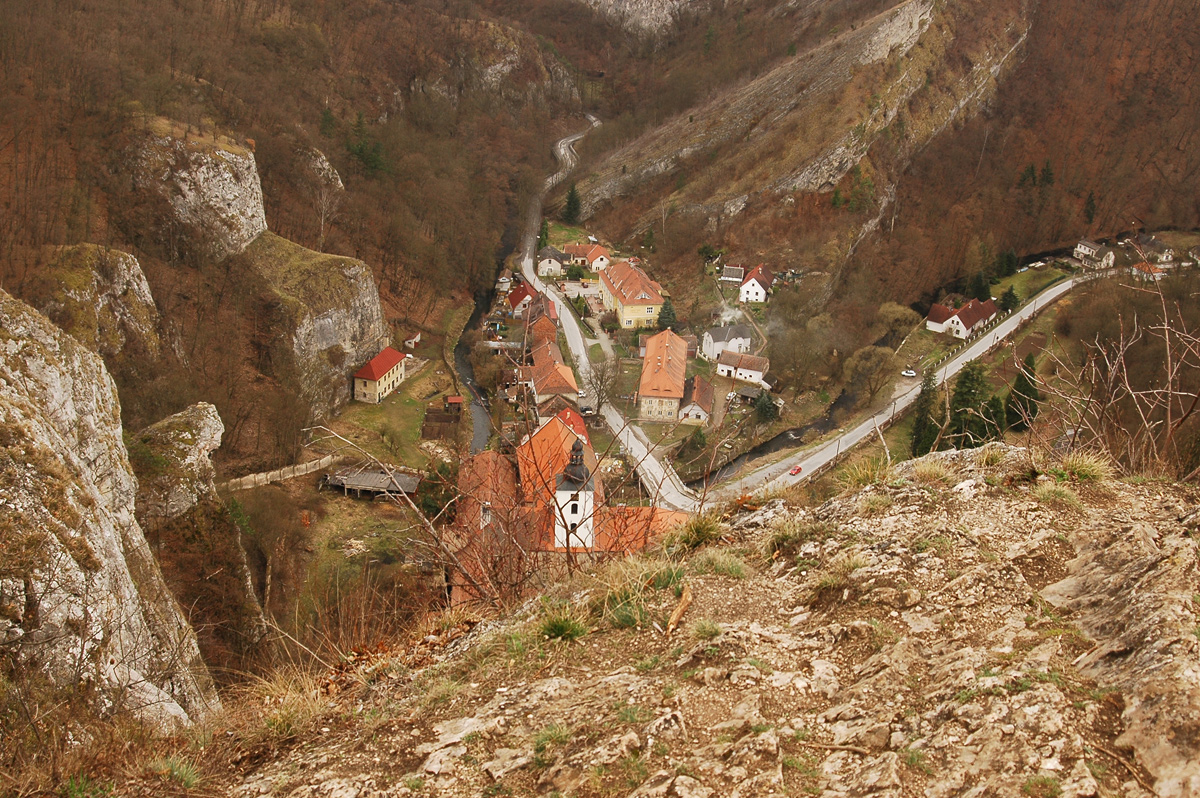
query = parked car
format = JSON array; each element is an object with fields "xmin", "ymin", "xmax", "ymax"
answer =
[
  {"xmin": 789, "ymin": 464, "xmax": 803, "ymax": 476},
  {"xmin": 580, "ymin": 406, "xmax": 595, "ymax": 416},
  {"xmin": 901, "ymin": 369, "xmax": 917, "ymax": 378}
]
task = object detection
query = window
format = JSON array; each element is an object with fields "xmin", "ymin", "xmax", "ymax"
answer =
[
  {"xmin": 570, "ymin": 502, "xmax": 579, "ymax": 515},
  {"xmin": 626, "ymin": 319, "xmax": 632, "ymax": 326},
  {"xmin": 647, "ymin": 307, "xmax": 653, "ymax": 314}
]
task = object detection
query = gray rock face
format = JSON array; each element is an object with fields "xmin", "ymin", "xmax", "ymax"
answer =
[
  {"xmin": 569, "ymin": 0, "xmax": 688, "ymax": 34},
  {"xmin": 136, "ymin": 128, "xmax": 267, "ymax": 262},
  {"xmin": 133, "ymin": 402, "xmax": 225, "ymax": 522},
  {"xmin": 0, "ymin": 291, "xmax": 219, "ymax": 730},
  {"xmin": 242, "ymin": 233, "xmax": 388, "ymax": 417},
  {"xmin": 22, "ymin": 244, "xmax": 163, "ymax": 368}
]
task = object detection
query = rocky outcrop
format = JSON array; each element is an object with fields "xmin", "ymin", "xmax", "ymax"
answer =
[
  {"xmin": 132, "ymin": 403, "xmax": 270, "ymax": 670},
  {"xmin": 568, "ymin": 0, "xmax": 686, "ymax": 35},
  {"xmin": 135, "ymin": 119, "xmax": 267, "ymax": 262},
  {"xmin": 231, "ymin": 445, "xmax": 1198, "ymax": 797},
  {"xmin": 19, "ymin": 244, "xmax": 163, "ymax": 371},
  {"xmin": 240, "ymin": 232, "xmax": 388, "ymax": 417},
  {"xmin": 0, "ymin": 291, "xmax": 218, "ymax": 730}
]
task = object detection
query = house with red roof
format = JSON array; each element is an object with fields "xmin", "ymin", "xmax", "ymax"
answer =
[
  {"xmin": 739, "ymin": 264, "xmax": 774, "ymax": 303},
  {"xmin": 521, "ymin": 340, "xmax": 579, "ymax": 403},
  {"xmin": 507, "ymin": 282, "xmax": 537, "ymax": 318},
  {"xmin": 353, "ymin": 347, "xmax": 407, "ymax": 403},
  {"xmin": 525, "ymin": 293, "xmax": 559, "ymax": 344},
  {"xmin": 564, "ymin": 243, "xmax": 611, "ymax": 271},
  {"xmin": 599, "ymin": 260, "xmax": 665, "ymax": 330},
  {"xmin": 926, "ymin": 298, "xmax": 998, "ymax": 339},
  {"xmin": 1130, "ymin": 261, "xmax": 1165, "ymax": 282}
]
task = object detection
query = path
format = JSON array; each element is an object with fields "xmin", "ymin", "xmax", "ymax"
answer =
[{"xmin": 709, "ymin": 275, "xmax": 1082, "ymax": 499}]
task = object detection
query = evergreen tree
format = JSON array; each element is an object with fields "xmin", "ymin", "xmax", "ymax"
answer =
[
  {"xmin": 910, "ymin": 371, "xmax": 941, "ymax": 456},
  {"xmin": 950, "ymin": 361, "xmax": 990, "ymax": 448},
  {"xmin": 537, "ymin": 218, "xmax": 549, "ymax": 250},
  {"xmin": 563, "ymin": 184, "xmax": 581, "ymax": 225},
  {"xmin": 657, "ymin": 297, "xmax": 677, "ymax": 331},
  {"xmin": 1084, "ymin": 191, "xmax": 1097, "ymax": 224},
  {"xmin": 999, "ymin": 285, "xmax": 1020, "ymax": 312},
  {"xmin": 754, "ymin": 391, "xmax": 779, "ymax": 423},
  {"xmin": 968, "ymin": 270, "xmax": 992, "ymax": 303},
  {"xmin": 1018, "ymin": 164, "xmax": 1037, "ymax": 187},
  {"xmin": 1040, "ymin": 159, "xmax": 1055, "ymax": 187},
  {"xmin": 1006, "ymin": 353, "xmax": 1041, "ymax": 430},
  {"xmin": 831, "ymin": 188, "xmax": 844, "ymax": 208},
  {"xmin": 643, "ymin": 226, "xmax": 656, "ymax": 252}
]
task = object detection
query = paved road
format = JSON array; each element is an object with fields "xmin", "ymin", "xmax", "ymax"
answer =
[
  {"xmin": 518, "ymin": 117, "xmax": 699, "ymax": 512},
  {"xmin": 710, "ymin": 275, "xmax": 1082, "ymax": 500}
]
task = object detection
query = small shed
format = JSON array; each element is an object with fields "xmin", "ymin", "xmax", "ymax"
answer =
[
  {"xmin": 404, "ymin": 332, "xmax": 421, "ymax": 349},
  {"xmin": 444, "ymin": 395, "xmax": 465, "ymax": 414},
  {"xmin": 321, "ymin": 467, "xmax": 420, "ymax": 499}
]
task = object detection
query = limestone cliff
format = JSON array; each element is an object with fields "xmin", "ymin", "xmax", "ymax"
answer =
[
  {"xmin": 132, "ymin": 403, "xmax": 270, "ymax": 672},
  {"xmin": 135, "ymin": 119, "xmax": 268, "ymax": 263},
  {"xmin": 240, "ymin": 232, "xmax": 388, "ymax": 417},
  {"xmin": 0, "ymin": 291, "xmax": 218, "ymax": 730},
  {"xmin": 17, "ymin": 244, "xmax": 164, "ymax": 374},
  {"xmin": 229, "ymin": 446, "xmax": 1199, "ymax": 797}
]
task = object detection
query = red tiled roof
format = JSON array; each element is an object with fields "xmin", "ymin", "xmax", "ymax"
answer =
[
  {"xmin": 524, "ymin": 340, "xmax": 578, "ymax": 396},
  {"xmin": 601, "ymin": 261, "xmax": 664, "ymax": 307},
  {"xmin": 953, "ymin": 298, "xmax": 998, "ymax": 331},
  {"xmin": 565, "ymin": 243, "xmax": 609, "ymax": 265},
  {"xmin": 517, "ymin": 414, "xmax": 600, "ymax": 509},
  {"xmin": 742, "ymin": 264, "xmax": 774, "ymax": 290},
  {"xmin": 508, "ymin": 282, "xmax": 536, "ymax": 310},
  {"xmin": 1132, "ymin": 261, "xmax": 1164, "ymax": 275},
  {"xmin": 354, "ymin": 347, "xmax": 405, "ymax": 381},
  {"xmin": 595, "ymin": 507, "xmax": 689, "ymax": 553},
  {"xmin": 682, "ymin": 375, "xmax": 714, "ymax": 413},
  {"xmin": 639, "ymin": 329, "xmax": 687, "ymax": 400},
  {"xmin": 926, "ymin": 304, "xmax": 955, "ymax": 324}
]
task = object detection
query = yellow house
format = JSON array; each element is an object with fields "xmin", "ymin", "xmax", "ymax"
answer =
[
  {"xmin": 353, "ymin": 347, "xmax": 407, "ymax": 403},
  {"xmin": 599, "ymin": 260, "xmax": 664, "ymax": 330}
]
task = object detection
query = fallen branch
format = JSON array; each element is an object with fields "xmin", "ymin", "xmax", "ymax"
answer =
[
  {"xmin": 666, "ymin": 584, "xmax": 693, "ymax": 636},
  {"xmin": 1096, "ymin": 745, "xmax": 1158, "ymax": 796},
  {"xmin": 796, "ymin": 741, "xmax": 870, "ymax": 756}
]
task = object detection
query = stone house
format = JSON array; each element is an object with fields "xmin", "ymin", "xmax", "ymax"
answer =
[{"xmin": 637, "ymin": 329, "xmax": 687, "ymax": 421}]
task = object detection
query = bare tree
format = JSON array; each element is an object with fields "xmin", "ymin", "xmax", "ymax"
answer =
[{"xmin": 585, "ymin": 354, "xmax": 621, "ymax": 411}]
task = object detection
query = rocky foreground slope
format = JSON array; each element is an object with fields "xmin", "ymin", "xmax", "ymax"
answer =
[{"xmin": 229, "ymin": 446, "xmax": 1198, "ymax": 798}]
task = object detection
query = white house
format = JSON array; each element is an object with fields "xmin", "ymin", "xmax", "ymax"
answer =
[
  {"xmin": 679, "ymin": 376, "xmax": 713, "ymax": 425},
  {"xmin": 739, "ymin": 264, "xmax": 774, "ymax": 303},
  {"xmin": 537, "ymin": 246, "xmax": 565, "ymax": 277},
  {"xmin": 717, "ymin": 351, "xmax": 769, "ymax": 386},
  {"xmin": 927, "ymin": 298, "xmax": 998, "ymax": 339},
  {"xmin": 1074, "ymin": 239, "xmax": 1115, "ymax": 270},
  {"xmin": 701, "ymin": 324, "xmax": 752, "ymax": 361}
]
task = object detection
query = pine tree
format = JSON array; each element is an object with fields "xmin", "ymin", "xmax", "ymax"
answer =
[
  {"xmin": 537, "ymin": 218, "xmax": 549, "ymax": 250},
  {"xmin": 910, "ymin": 371, "xmax": 941, "ymax": 456},
  {"xmin": 968, "ymin": 270, "xmax": 992, "ymax": 303},
  {"xmin": 754, "ymin": 391, "xmax": 779, "ymax": 423},
  {"xmin": 1084, "ymin": 191, "xmax": 1097, "ymax": 224},
  {"xmin": 950, "ymin": 361, "xmax": 990, "ymax": 448},
  {"xmin": 999, "ymin": 285, "xmax": 1020, "ymax": 312},
  {"xmin": 657, "ymin": 297, "xmax": 677, "ymax": 331},
  {"xmin": 563, "ymin": 184, "xmax": 581, "ymax": 225},
  {"xmin": 1005, "ymin": 353, "xmax": 1041, "ymax": 430},
  {"xmin": 1040, "ymin": 159, "xmax": 1055, "ymax": 187}
]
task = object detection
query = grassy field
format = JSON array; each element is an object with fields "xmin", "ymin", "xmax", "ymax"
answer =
[
  {"xmin": 547, "ymin": 222, "xmax": 590, "ymax": 249},
  {"xmin": 993, "ymin": 263, "xmax": 1070, "ymax": 305},
  {"xmin": 334, "ymin": 359, "xmax": 459, "ymax": 468}
]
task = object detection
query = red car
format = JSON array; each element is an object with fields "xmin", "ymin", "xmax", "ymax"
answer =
[{"xmin": 789, "ymin": 464, "xmax": 803, "ymax": 476}]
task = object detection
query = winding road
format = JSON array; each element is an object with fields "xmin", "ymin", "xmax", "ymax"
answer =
[
  {"xmin": 518, "ymin": 118, "xmax": 700, "ymax": 512},
  {"xmin": 519, "ymin": 119, "xmax": 1087, "ymax": 512}
]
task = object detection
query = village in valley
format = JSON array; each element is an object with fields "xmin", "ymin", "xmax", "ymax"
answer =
[{"xmin": 299, "ymin": 197, "xmax": 1199, "ymax": 609}]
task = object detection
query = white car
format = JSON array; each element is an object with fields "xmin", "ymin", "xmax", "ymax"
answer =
[{"xmin": 901, "ymin": 369, "xmax": 917, "ymax": 378}]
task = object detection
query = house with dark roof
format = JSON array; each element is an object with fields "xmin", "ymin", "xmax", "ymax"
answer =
[
  {"xmin": 680, "ymin": 375, "xmax": 714, "ymax": 425},
  {"xmin": 537, "ymin": 246, "xmax": 566, "ymax": 277},
  {"xmin": 637, "ymin": 330, "xmax": 687, "ymax": 421},
  {"xmin": 599, "ymin": 260, "xmax": 665, "ymax": 330},
  {"xmin": 716, "ymin": 350, "xmax": 770, "ymax": 385},
  {"xmin": 353, "ymin": 347, "xmax": 407, "ymax": 403},
  {"xmin": 701, "ymin": 324, "xmax": 752, "ymax": 361},
  {"xmin": 720, "ymin": 264, "xmax": 745, "ymax": 283},
  {"xmin": 739, "ymin": 264, "xmax": 774, "ymax": 303},
  {"xmin": 927, "ymin": 298, "xmax": 998, "ymax": 339},
  {"xmin": 1074, "ymin": 239, "xmax": 1115, "ymax": 270}
]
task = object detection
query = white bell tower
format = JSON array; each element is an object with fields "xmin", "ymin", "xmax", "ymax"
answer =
[{"xmin": 554, "ymin": 439, "xmax": 594, "ymax": 549}]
